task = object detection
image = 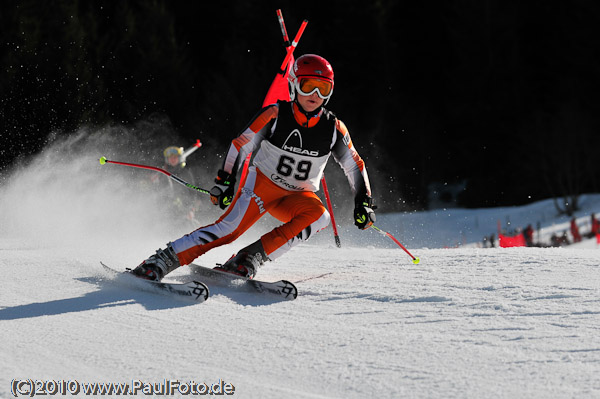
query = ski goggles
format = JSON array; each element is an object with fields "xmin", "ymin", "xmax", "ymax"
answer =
[{"xmin": 295, "ymin": 77, "xmax": 333, "ymax": 99}]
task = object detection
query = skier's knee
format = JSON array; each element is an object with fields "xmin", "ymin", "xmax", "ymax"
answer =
[
  {"xmin": 313, "ymin": 210, "xmax": 330, "ymax": 233},
  {"xmin": 322, "ymin": 210, "xmax": 331, "ymax": 227}
]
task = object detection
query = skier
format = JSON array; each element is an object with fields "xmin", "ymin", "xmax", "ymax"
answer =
[
  {"xmin": 523, "ymin": 224, "xmax": 534, "ymax": 247},
  {"xmin": 590, "ymin": 213, "xmax": 599, "ymax": 237},
  {"xmin": 570, "ymin": 217, "xmax": 582, "ymax": 243},
  {"xmin": 149, "ymin": 143, "xmax": 203, "ymax": 227},
  {"xmin": 150, "ymin": 146, "xmax": 191, "ymax": 188},
  {"xmin": 131, "ymin": 54, "xmax": 375, "ymax": 281},
  {"xmin": 151, "ymin": 141, "xmax": 202, "ymax": 189}
]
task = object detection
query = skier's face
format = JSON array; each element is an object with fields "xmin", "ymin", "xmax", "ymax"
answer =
[
  {"xmin": 166, "ymin": 155, "xmax": 179, "ymax": 166},
  {"xmin": 297, "ymin": 92, "xmax": 324, "ymax": 113}
]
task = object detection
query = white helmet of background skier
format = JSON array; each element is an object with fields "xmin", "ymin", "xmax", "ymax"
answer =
[
  {"xmin": 289, "ymin": 54, "xmax": 334, "ymax": 105},
  {"xmin": 163, "ymin": 146, "xmax": 184, "ymax": 167}
]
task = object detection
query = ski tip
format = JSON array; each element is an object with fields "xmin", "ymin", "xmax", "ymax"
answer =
[
  {"xmin": 281, "ymin": 280, "xmax": 298, "ymax": 300},
  {"xmin": 191, "ymin": 281, "xmax": 210, "ymax": 301}
]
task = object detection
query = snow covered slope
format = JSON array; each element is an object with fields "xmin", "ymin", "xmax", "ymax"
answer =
[
  {"xmin": 2, "ymin": 241, "xmax": 599, "ymax": 398},
  {"xmin": 1, "ymin": 130, "xmax": 599, "ymax": 398}
]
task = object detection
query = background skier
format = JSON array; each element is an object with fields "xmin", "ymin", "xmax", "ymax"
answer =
[{"xmin": 147, "ymin": 142, "xmax": 203, "ymax": 227}]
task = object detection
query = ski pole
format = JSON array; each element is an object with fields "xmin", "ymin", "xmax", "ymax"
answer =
[
  {"xmin": 320, "ymin": 174, "xmax": 341, "ymax": 248},
  {"xmin": 371, "ymin": 225, "xmax": 420, "ymax": 264},
  {"xmin": 99, "ymin": 156, "xmax": 210, "ymax": 195}
]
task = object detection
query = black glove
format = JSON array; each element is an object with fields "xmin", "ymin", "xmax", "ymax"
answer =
[
  {"xmin": 354, "ymin": 195, "xmax": 376, "ymax": 230},
  {"xmin": 210, "ymin": 170, "xmax": 236, "ymax": 209}
]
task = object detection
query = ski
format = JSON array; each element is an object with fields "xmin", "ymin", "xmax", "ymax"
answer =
[
  {"xmin": 101, "ymin": 262, "xmax": 209, "ymax": 303},
  {"xmin": 189, "ymin": 263, "xmax": 298, "ymax": 300}
]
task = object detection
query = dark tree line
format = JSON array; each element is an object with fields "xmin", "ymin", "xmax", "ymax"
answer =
[{"xmin": 2, "ymin": 0, "xmax": 600, "ymax": 212}]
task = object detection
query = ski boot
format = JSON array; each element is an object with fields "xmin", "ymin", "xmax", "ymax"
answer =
[
  {"xmin": 130, "ymin": 243, "xmax": 181, "ymax": 281},
  {"xmin": 216, "ymin": 240, "xmax": 268, "ymax": 279}
]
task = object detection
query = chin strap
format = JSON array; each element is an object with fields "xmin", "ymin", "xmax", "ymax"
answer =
[{"xmin": 292, "ymin": 101, "xmax": 323, "ymax": 127}]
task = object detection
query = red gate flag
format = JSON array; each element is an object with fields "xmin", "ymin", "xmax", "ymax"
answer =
[
  {"xmin": 240, "ymin": 15, "xmax": 307, "ymax": 183},
  {"xmin": 262, "ymin": 55, "xmax": 294, "ymax": 107},
  {"xmin": 499, "ymin": 233, "xmax": 526, "ymax": 248},
  {"xmin": 240, "ymin": 54, "xmax": 294, "ymax": 183}
]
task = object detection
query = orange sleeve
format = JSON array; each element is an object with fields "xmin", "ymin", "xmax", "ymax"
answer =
[
  {"xmin": 223, "ymin": 105, "xmax": 279, "ymax": 175},
  {"xmin": 232, "ymin": 106, "xmax": 279, "ymax": 151}
]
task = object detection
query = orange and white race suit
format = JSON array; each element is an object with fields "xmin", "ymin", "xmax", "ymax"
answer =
[{"xmin": 171, "ymin": 101, "xmax": 371, "ymax": 265}]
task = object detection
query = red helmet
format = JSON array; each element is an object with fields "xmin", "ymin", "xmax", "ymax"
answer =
[{"xmin": 289, "ymin": 54, "xmax": 334, "ymax": 104}]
